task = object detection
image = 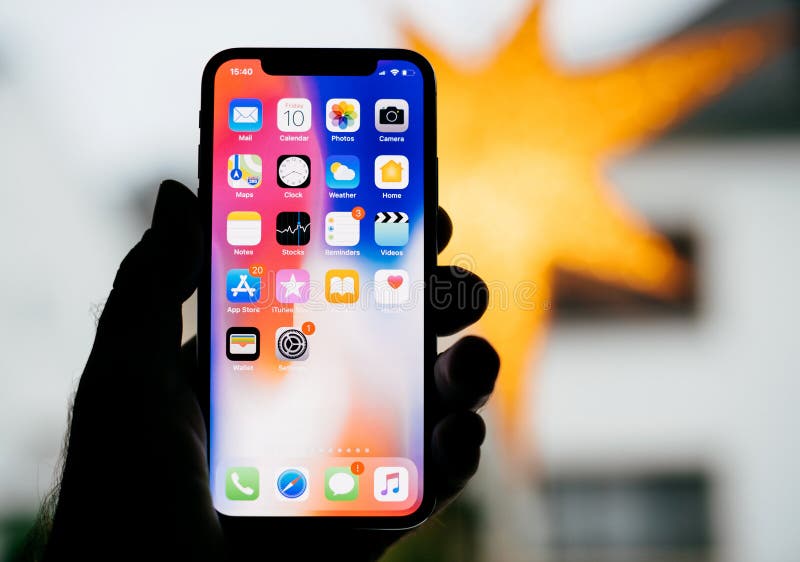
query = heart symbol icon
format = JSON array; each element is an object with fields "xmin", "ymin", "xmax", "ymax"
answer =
[{"xmin": 387, "ymin": 275, "xmax": 404, "ymax": 289}]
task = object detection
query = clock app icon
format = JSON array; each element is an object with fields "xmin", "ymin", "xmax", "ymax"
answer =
[{"xmin": 277, "ymin": 155, "xmax": 311, "ymax": 188}]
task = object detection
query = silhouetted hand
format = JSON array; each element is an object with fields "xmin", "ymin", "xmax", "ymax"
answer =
[{"xmin": 43, "ymin": 180, "xmax": 498, "ymax": 562}]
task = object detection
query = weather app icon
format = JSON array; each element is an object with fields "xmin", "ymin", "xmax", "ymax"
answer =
[{"xmin": 326, "ymin": 155, "xmax": 360, "ymax": 189}]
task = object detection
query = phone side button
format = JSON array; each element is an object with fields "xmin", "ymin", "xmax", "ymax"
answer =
[{"xmin": 197, "ymin": 144, "xmax": 201, "ymax": 179}]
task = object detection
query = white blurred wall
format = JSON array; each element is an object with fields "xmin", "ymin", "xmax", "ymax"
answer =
[{"xmin": 532, "ymin": 140, "xmax": 800, "ymax": 562}]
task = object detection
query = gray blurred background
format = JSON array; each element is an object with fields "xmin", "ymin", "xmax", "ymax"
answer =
[{"xmin": 1, "ymin": 0, "xmax": 798, "ymax": 560}]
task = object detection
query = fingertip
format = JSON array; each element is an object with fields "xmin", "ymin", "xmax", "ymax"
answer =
[
  {"xmin": 432, "ymin": 267, "xmax": 489, "ymax": 336},
  {"xmin": 432, "ymin": 412, "xmax": 485, "ymax": 489},
  {"xmin": 437, "ymin": 206, "xmax": 453, "ymax": 253},
  {"xmin": 442, "ymin": 335, "xmax": 500, "ymax": 387},
  {"xmin": 150, "ymin": 180, "xmax": 202, "ymax": 302}
]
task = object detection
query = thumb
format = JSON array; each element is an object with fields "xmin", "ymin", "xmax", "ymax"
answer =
[
  {"xmin": 113, "ymin": 178, "xmax": 201, "ymax": 307},
  {"xmin": 86, "ymin": 179, "xmax": 202, "ymax": 389},
  {"xmin": 47, "ymin": 180, "xmax": 210, "ymax": 559}
]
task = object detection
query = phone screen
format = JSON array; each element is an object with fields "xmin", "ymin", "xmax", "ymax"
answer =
[{"xmin": 206, "ymin": 54, "xmax": 430, "ymax": 518}]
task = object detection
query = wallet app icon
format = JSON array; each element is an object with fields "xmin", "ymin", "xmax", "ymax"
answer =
[
  {"xmin": 226, "ymin": 327, "xmax": 260, "ymax": 361},
  {"xmin": 229, "ymin": 98, "xmax": 262, "ymax": 132}
]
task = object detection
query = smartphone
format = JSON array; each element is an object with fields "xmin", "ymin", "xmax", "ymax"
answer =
[{"xmin": 198, "ymin": 49, "xmax": 437, "ymax": 528}]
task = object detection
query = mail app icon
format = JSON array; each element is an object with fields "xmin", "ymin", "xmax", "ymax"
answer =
[{"xmin": 229, "ymin": 98, "xmax": 263, "ymax": 132}]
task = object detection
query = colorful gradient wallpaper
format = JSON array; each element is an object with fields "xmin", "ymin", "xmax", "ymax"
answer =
[{"xmin": 209, "ymin": 58, "xmax": 427, "ymax": 517}]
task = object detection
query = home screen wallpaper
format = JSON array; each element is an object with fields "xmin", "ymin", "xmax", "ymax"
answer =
[{"xmin": 210, "ymin": 58, "xmax": 426, "ymax": 516}]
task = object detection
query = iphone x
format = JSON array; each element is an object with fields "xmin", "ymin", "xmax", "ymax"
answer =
[{"xmin": 198, "ymin": 49, "xmax": 437, "ymax": 528}]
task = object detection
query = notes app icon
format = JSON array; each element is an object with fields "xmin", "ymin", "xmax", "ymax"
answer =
[
  {"xmin": 374, "ymin": 466, "xmax": 409, "ymax": 502},
  {"xmin": 227, "ymin": 211, "xmax": 261, "ymax": 246},
  {"xmin": 325, "ymin": 269, "xmax": 359, "ymax": 304}
]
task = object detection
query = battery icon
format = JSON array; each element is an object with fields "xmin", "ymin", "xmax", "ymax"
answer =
[{"xmin": 401, "ymin": 69, "xmax": 416, "ymax": 76}]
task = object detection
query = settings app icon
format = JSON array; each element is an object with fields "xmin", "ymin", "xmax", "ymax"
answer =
[{"xmin": 275, "ymin": 327, "xmax": 309, "ymax": 361}]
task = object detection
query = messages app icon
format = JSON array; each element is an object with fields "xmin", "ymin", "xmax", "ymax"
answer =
[
  {"xmin": 325, "ymin": 466, "xmax": 359, "ymax": 501},
  {"xmin": 229, "ymin": 98, "xmax": 262, "ymax": 132}
]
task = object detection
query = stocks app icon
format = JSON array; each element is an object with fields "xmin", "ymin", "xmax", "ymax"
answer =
[{"xmin": 276, "ymin": 212, "xmax": 311, "ymax": 245}]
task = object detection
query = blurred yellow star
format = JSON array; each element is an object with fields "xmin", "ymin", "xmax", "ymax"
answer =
[{"xmin": 408, "ymin": 5, "xmax": 791, "ymax": 443}]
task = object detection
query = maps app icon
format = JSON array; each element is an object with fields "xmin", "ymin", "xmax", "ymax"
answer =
[
  {"xmin": 228, "ymin": 154, "xmax": 262, "ymax": 188},
  {"xmin": 226, "ymin": 269, "xmax": 261, "ymax": 303}
]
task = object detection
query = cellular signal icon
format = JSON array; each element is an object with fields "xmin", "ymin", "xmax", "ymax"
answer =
[
  {"xmin": 390, "ymin": 69, "xmax": 400, "ymax": 76},
  {"xmin": 378, "ymin": 70, "xmax": 386, "ymax": 76}
]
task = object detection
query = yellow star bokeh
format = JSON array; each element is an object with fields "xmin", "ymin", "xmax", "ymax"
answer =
[{"xmin": 408, "ymin": 5, "xmax": 791, "ymax": 443}]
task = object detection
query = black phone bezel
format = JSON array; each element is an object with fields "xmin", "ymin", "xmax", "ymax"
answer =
[{"xmin": 198, "ymin": 47, "xmax": 438, "ymax": 531}]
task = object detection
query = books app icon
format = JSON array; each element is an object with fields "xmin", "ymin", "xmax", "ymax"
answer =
[{"xmin": 325, "ymin": 269, "xmax": 359, "ymax": 304}]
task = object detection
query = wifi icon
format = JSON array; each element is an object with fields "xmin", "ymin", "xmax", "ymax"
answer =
[{"xmin": 390, "ymin": 69, "xmax": 400, "ymax": 76}]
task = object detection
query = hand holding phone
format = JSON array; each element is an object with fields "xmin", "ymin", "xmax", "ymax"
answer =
[{"xmin": 41, "ymin": 51, "xmax": 498, "ymax": 561}]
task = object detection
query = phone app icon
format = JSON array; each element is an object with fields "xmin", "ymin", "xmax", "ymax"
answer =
[
  {"xmin": 374, "ymin": 155, "xmax": 409, "ymax": 189},
  {"xmin": 326, "ymin": 155, "xmax": 360, "ymax": 189},
  {"xmin": 325, "ymin": 269, "xmax": 359, "ymax": 304},
  {"xmin": 275, "ymin": 327, "xmax": 309, "ymax": 361},
  {"xmin": 227, "ymin": 211, "xmax": 261, "ymax": 246},
  {"xmin": 276, "ymin": 468, "xmax": 309, "ymax": 501},
  {"xmin": 325, "ymin": 212, "xmax": 360, "ymax": 246},
  {"xmin": 374, "ymin": 99, "xmax": 409, "ymax": 133},
  {"xmin": 226, "ymin": 327, "xmax": 260, "ymax": 361},
  {"xmin": 325, "ymin": 99, "xmax": 360, "ymax": 132},
  {"xmin": 225, "ymin": 467, "xmax": 260, "ymax": 500},
  {"xmin": 374, "ymin": 212, "xmax": 409, "ymax": 246},
  {"xmin": 276, "ymin": 98, "xmax": 312, "ymax": 132},
  {"xmin": 374, "ymin": 269, "xmax": 410, "ymax": 305},
  {"xmin": 276, "ymin": 212, "xmax": 311, "ymax": 245},
  {"xmin": 374, "ymin": 466, "xmax": 409, "ymax": 502},
  {"xmin": 226, "ymin": 268, "xmax": 261, "ymax": 303},
  {"xmin": 276, "ymin": 269, "xmax": 310, "ymax": 304},
  {"xmin": 277, "ymin": 155, "xmax": 311, "ymax": 188},
  {"xmin": 228, "ymin": 154, "xmax": 262, "ymax": 188},
  {"xmin": 325, "ymin": 467, "xmax": 359, "ymax": 501},
  {"xmin": 229, "ymin": 98, "xmax": 262, "ymax": 132}
]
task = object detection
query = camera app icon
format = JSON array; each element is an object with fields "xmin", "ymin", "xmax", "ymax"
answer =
[{"xmin": 374, "ymin": 99, "xmax": 409, "ymax": 133}]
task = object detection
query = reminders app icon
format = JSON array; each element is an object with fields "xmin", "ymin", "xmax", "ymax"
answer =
[{"xmin": 229, "ymin": 98, "xmax": 262, "ymax": 132}]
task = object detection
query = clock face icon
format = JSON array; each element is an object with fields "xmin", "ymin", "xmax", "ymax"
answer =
[{"xmin": 277, "ymin": 155, "xmax": 311, "ymax": 188}]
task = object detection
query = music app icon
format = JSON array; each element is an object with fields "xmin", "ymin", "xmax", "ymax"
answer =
[{"xmin": 373, "ymin": 466, "xmax": 409, "ymax": 502}]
